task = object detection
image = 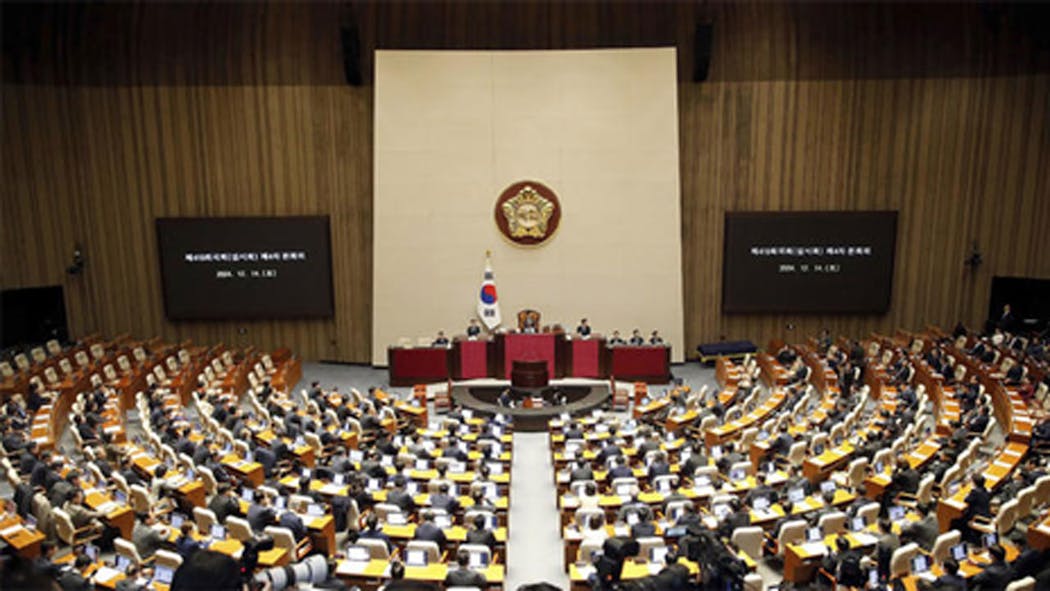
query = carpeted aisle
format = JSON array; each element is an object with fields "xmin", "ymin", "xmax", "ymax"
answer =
[{"xmin": 505, "ymin": 431, "xmax": 570, "ymax": 590}]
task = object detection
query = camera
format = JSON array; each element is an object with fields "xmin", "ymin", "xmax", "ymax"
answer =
[{"xmin": 240, "ymin": 536, "xmax": 275, "ymax": 588}]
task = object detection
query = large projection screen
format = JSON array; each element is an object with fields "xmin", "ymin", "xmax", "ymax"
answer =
[
  {"xmin": 722, "ymin": 211, "xmax": 898, "ymax": 313},
  {"xmin": 373, "ymin": 49, "xmax": 684, "ymax": 365},
  {"xmin": 156, "ymin": 217, "xmax": 334, "ymax": 320}
]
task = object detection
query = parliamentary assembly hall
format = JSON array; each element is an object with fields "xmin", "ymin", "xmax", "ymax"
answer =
[{"xmin": 1, "ymin": 1, "xmax": 1048, "ymax": 590}]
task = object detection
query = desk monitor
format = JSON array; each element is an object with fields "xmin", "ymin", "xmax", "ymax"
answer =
[
  {"xmin": 349, "ymin": 451, "xmax": 364, "ymax": 463},
  {"xmin": 868, "ymin": 569, "xmax": 879, "ymax": 587},
  {"xmin": 210, "ymin": 524, "xmax": 226, "ymax": 539},
  {"xmin": 405, "ymin": 549, "xmax": 428, "ymax": 567},
  {"xmin": 307, "ymin": 504, "xmax": 325, "ymax": 517},
  {"xmin": 114, "ymin": 491, "xmax": 127, "ymax": 505},
  {"xmin": 983, "ymin": 533, "xmax": 997, "ymax": 548},
  {"xmin": 753, "ymin": 497, "xmax": 770, "ymax": 512},
  {"xmin": 434, "ymin": 514, "xmax": 453, "ymax": 529},
  {"xmin": 820, "ymin": 481, "xmax": 836, "ymax": 495},
  {"xmin": 729, "ymin": 469, "xmax": 746, "ymax": 482},
  {"xmin": 241, "ymin": 488, "xmax": 254, "ymax": 503},
  {"xmin": 874, "ymin": 462, "xmax": 884, "ymax": 474},
  {"xmin": 487, "ymin": 462, "xmax": 503, "ymax": 475},
  {"xmin": 468, "ymin": 551, "xmax": 489, "ymax": 569},
  {"xmin": 788, "ymin": 488, "xmax": 805, "ymax": 503},
  {"xmin": 347, "ymin": 546, "xmax": 370, "ymax": 562},
  {"xmin": 911, "ymin": 555, "xmax": 929, "ymax": 574},
  {"xmin": 951, "ymin": 543, "xmax": 967, "ymax": 561},
  {"xmin": 406, "ymin": 482, "xmax": 420, "ymax": 495},
  {"xmin": 650, "ymin": 546, "xmax": 669, "ymax": 564},
  {"xmin": 415, "ymin": 459, "xmax": 429, "ymax": 470},
  {"xmin": 694, "ymin": 475, "xmax": 711, "ymax": 488},
  {"xmin": 851, "ymin": 517, "xmax": 866, "ymax": 532},
  {"xmin": 616, "ymin": 484, "xmax": 633, "ymax": 497},
  {"xmin": 115, "ymin": 555, "xmax": 131, "ymax": 572},
  {"xmin": 657, "ymin": 479, "xmax": 673, "ymax": 493},
  {"xmin": 274, "ymin": 497, "xmax": 286, "ymax": 511},
  {"xmin": 153, "ymin": 565, "xmax": 175, "ymax": 585},
  {"xmin": 387, "ymin": 512, "xmax": 408, "ymax": 525},
  {"xmin": 713, "ymin": 504, "xmax": 731, "ymax": 519},
  {"xmin": 334, "ymin": 473, "xmax": 345, "ymax": 486},
  {"xmin": 367, "ymin": 478, "xmax": 380, "ymax": 491},
  {"xmin": 170, "ymin": 513, "xmax": 185, "ymax": 529},
  {"xmin": 626, "ymin": 512, "xmax": 640, "ymax": 526},
  {"xmin": 888, "ymin": 506, "xmax": 905, "ymax": 521},
  {"xmin": 25, "ymin": 515, "xmax": 37, "ymax": 530},
  {"xmin": 85, "ymin": 544, "xmax": 99, "ymax": 561},
  {"xmin": 711, "ymin": 446, "xmax": 723, "ymax": 459},
  {"xmin": 806, "ymin": 527, "xmax": 823, "ymax": 542},
  {"xmin": 665, "ymin": 526, "xmax": 688, "ymax": 538}
]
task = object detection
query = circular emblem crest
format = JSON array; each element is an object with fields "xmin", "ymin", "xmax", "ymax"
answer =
[{"xmin": 494, "ymin": 181, "xmax": 561, "ymax": 246}]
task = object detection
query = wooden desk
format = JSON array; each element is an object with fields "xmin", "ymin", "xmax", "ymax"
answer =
[
  {"xmin": 388, "ymin": 346, "xmax": 450, "ymax": 387},
  {"xmin": 705, "ymin": 389, "xmax": 787, "ymax": 447},
  {"xmin": 337, "ymin": 558, "xmax": 505, "ymax": 589},
  {"xmin": 568, "ymin": 558, "xmax": 699, "ymax": 591},
  {"xmin": 1026, "ymin": 509, "xmax": 1050, "ymax": 550},
  {"xmin": 86, "ymin": 490, "xmax": 135, "ymax": 539},
  {"xmin": 221, "ymin": 454, "xmax": 265, "ymax": 487},
  {"xmin": 0, "ymin": 515, "xmax": 46, "ymax": 558}
]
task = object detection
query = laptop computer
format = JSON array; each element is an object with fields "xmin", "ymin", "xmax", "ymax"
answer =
[
  {"xmin": 153, "ymin": 565, "xmax": 175, "ymax": 585},
  {"xmin": 468, "ymin": 552, "xmax": 490, "ymax": 569},
  {"xmin": 405, "ymin": 549, "xmax": 428, "ymax": 567}
]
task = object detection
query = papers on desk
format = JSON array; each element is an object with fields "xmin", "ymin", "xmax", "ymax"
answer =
[
  {"xmin": 576, "ymin": 565, "xmax": 596, "ymax": 578},
  {"xmin": 852, "ymin": 533, "xmax": 878, "ymax": 546},
  {"xmin": 92, "ymin": 566, "xmax": 121, "ymax": 584},
  {"xmin": 799, "ymin": 542, "xmax": 829, "ymax": 556},
  {"xmin": 339, "ymin": 560, "xmax": 373, "ymax": 576},
  {"xmin": 104, "ymin": 425, "xmax": 121, "ymax": 434},
  {"xmin": 319, "ymin": 484, "xmax": 344, "ymax": 496},
  {"xmin": 1, "ymin": 524, "xmax": 22, "ymax": 537},
  {"xmin": 95, "ymin": 501, "xmax": 117, "ymax": 514}
]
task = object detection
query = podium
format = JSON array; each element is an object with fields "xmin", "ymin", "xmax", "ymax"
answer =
[
  {"xmin": 492, "ymin": 332, "xmax": 566, "ymax": 379},
  {"xmin": 450, "ymin": 337, "xmax": 490, "ymax": 380},
  {"xmin": 567, "ymin": 336, "xmax": 606, "ymax": 378},
  {"xmin": 511, "ymin": 360, "xmax": 549, "ymax": 388}
]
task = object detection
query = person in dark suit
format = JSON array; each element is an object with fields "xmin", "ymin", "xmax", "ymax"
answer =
[
  {"xmin": 903, "ymin": 505, "xmax": 939, "ymax": 552},
  {"xmin": 652, "ymin": 551, "xmax": 691, "ymax": 591},
  {"xmin": 576, "ymin": 319, "xmax": 591, "ymax": 337},
  {"xmin": 208, "ymin": 483, "xmax": 243, "ymax": 524},
  {"xmin": 717, "ymin": 498, "xmax": 750, "ymax": 541},
  {"xmin": 444, "ymin": 550, "xmax": 487, "ymax": 588},
  {"xmin": 608, "ymin": 331, "xmax": 626, "ymax": 346},
  {"xmin": 413, "ymin": 512, "xmax": 447, "ymax": 551},
  {"xmin": 58, "ymin": 555, "xmax": 93, "ymax": 591},
  {"xmin": 387, "ymin": 476, "xmax": 417, "ymax": 514},
  {"xmin": 970, "ymin": 545, "xmax": 1013, "ymax": 591},
  {"xmin": 955, "ymin": 474, "xmax": 992, "ymax": 543},
  {"xmin": 429, "ymin": 483, "xmax": 459, "ymax": 514},
  {"xmin": 608, "ymin": 457, "xmax": 633, "ymax": 479},
  {"xmin": 680, "ymin": 444, "xmax": 708, "ymax": 479},
  {"xmin": 31, "ymin": 541, "xmax": 62, "ymax": 579},
  {"xmin": 647, "ymin": 452, "xmax": 672, "ymax": 482},
  {"xmin": 596, "ymin": 440, "xmax": 623, "ymax": 464},
  {"xmin": 649, "ymin": 331, "xmax": 664, "ymax": 345},
  {"xmin": 359, "ymin": 514, "xmax": 393, "ymax": 552},
  {"xmin": 629, "ymin": 515, "xmax": 657, "ymax": 539},
  {"xmin": 246, "ymin": 493, "xmax": 277, "ymax": 533},
  {"xmin": 967, "ymin": 406, "xmax": 991, "ymax": 435},
  {"xmin": 279, "ymin": 509, "xmax": 308, "ymax": 541},
  {"xmin": 174, "ymin": 521, "xmax": 204, "ymax": 559},
  {"xmin": 432, "ymin": 331, "xmax": 450, "ymax": 346},
  {"xmin": 629, "ymin": 329, "xmax": 645, "ymax": 345},
  {"xmin": 465, "ymin": 513, "xmax": 497, "ymax": 550},
  {"xmin": 918, "ymin": 557, "xmax": 966, "ymax": 591},
  {"xmin": 466, "ymin": 319, "xmax": 482, "ymax": 338},
  {"xmin": 570, "ymin": 461, "xmax": 594, "ymax": 483}
]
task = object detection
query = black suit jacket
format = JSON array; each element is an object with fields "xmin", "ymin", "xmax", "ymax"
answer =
[
  {"xmin": 970, "ymin": 561, "xmax": 1013, "ymax": 591},
  {"xmin": 444, "ymin": 567, "xmax": 487, "ymax": 588},
  {"xmin": 414, "ymin": 522, "xmax": 447, "ymax": 550},
  {"xmin": 247, "ymin": 503, "xmax": 277, "ymax": 533},
  {"xmin": 208, "ymin": 494, "xmax": 242, "ymax": 524},
  {"xmin": 466, "ymin": 528, "xmax": 497, "ymax": 550}
]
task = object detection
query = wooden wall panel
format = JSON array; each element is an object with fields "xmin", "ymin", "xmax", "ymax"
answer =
[{"xmin": 2, "ymin": 2, "xmax": 1048, "ymax": 362}]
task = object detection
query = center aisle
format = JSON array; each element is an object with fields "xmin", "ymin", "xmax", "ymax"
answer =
[{"xmin": 505, "ymin": 431, "xmax": 571, "ymax": 590}]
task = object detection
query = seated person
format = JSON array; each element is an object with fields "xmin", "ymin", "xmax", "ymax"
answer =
[
  {"xmin": 576, "ymin": 318, "xmax": 592, "ymax": 338},
  {"xmin": 465, "ymin": 513, "xmax": 498, "ymax": 550},
  {"xmin": 629, "ymin": 329, "xmax": 645, "ymax": 345},
  {"xmin": 466, "ymin": 319, "xmax": 482, "ymax": 339},
  {"xmin": 432, "ymin": 331, "xmax": 450, "ymax": 346},
  {"xmin": 608, "ymin": 331, "xmax": 626, "ymax": 346},
  {"xmin": 649, "ymin": 330, "xmax": 664, "ymax": 345},
  {"xmin": 522, "ymin": 315, "xmax": 538, "ymax": 333},
  {"xmin": 413, "ymin": 511, "xmax": 448, "ymax": 551},
  {"xmin": 444, "ymin": 550, "xmax": 487, "ymax": 588}
]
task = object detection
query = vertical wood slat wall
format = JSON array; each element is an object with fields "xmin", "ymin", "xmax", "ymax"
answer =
[{"xmin": 2, "ymin": 2, "xmax": 1048, "ymax": 362}]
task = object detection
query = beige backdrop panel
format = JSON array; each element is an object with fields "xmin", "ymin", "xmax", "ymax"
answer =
[{"xmin": 373, "ymin": 48, "xmax": 683, "ymax": 366}]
